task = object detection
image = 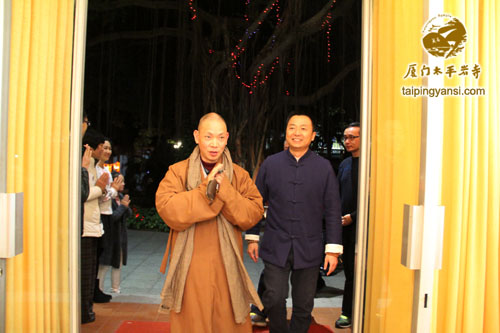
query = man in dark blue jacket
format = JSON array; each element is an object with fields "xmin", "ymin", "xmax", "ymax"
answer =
[
  {"xmin": 335, "ymin": 122, "xmax": 360, "ymax": 329},
  {"xmin": 246, "ymin": 112, "xmax": 342, "ymax": 333}
]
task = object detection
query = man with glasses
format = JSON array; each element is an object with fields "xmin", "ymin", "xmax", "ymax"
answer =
[{"xmin": 335, "ymin": 122, "xmax": 360, "ymax": 329}]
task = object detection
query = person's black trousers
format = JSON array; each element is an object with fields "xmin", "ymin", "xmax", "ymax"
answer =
[
  {"xmin": 341, "ymin": 226, "xmax": 356, "ymax": 317},
  {"xmin": 251, "ymin": 271, "xmax": 266, "ymax": 316},
  {"xmin": 81, "ymin": 237, "xmax": 98, "ymax": 321},
  {"xmin": 262, "ymin": 248, "xmax": 319, "ymax": 333}
]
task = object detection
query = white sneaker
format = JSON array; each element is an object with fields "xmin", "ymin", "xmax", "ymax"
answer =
[{"xmin": 110, "ymin": 288, "xmax": 121, "ymax": 294}]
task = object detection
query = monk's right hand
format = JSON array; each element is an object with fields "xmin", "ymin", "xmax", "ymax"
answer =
[
  {"xmin": 207, "ymin": 163, "xmax": 224, "ymax": 182},
  {"xmin": 247, "ymin": 242, "xmax": 259, "ymax": 263}
]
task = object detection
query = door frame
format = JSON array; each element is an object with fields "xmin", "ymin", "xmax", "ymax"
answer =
[
  {"xmin": 0, "ymin": 1, "xmax": 12, "ymax": 333},
  {"xmin": 352, "ymin": 0, "xmax": 373, "ymax": 332},
  {"xmin": 69, "ymin": 0, "xmax": 89, "ymax": 331},
  {"xmin": 67, "ymin": 1, "xmax": 375, "ymax": 332}
]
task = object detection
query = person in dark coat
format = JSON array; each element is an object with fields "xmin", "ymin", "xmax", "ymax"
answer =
[
  {"xmin": 97, "ymin": 172, "xmax": 131, "ymax": 293},
  {"xmin": 246, "ymin": 112, "xmax": 343, "ymax": 333},
  {"xmin": 81, "ymin": 114, "xmax": 91, "ymax": 233},
  {"xmin": 335, "ymin": 122, "xmax": 360, "ymax": 329}
]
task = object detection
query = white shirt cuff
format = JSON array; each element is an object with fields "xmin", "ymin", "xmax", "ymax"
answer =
[
  {"xmin": 245, "ymin": 234, "xmax": 260, "ymax": 241},
  {"xmin": 325, "ymin": 244, "xmax": 343, "ymax": 254}
]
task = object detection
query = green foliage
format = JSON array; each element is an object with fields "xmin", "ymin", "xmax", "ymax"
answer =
[{"xmin": 127, "ymin": 206, "xmax": 169, "ymax": 232}]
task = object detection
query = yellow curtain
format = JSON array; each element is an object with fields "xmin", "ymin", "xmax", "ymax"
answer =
[
  {"xmin": 364, "ymin": 1, "xmax": 423, "ymax": 332},
  {"xmin": 437, "ymin": 0, "xmax": 500, "ymax": 332},
  {"xmin": 5, "ymin": 1, "xmax": 74, "ymax": 332},
  {"xmin": 366, "ymin": 0, "xmax": 499, "ymax": 332}
]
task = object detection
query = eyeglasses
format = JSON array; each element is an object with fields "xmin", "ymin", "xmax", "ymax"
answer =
[
  {"xmin": 84, "ymin": 120, "xmax": 91, "ymax": 126},
  {"xmin": 342, "ymin": 135, "xmax": 359, "ymax": 142}
]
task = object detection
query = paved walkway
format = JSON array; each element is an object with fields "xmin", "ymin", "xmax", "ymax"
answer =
[{"xmin": 102, "ymin": 230, "xmax": 344, "ymax": 308}]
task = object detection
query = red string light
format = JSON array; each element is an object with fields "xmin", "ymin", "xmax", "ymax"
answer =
[
  {"xmin": 187, "ymin": 0, "xmax": 197, "ymax": 20},
  {"xmin": 275, "ymin": 0, "xmax": 281, "ymax": 25},
  {"xmin": 229, "ymin": 1, "xmax": 283, "ymax": 93},
  {"xmin": 185, "ymin": 0, "xmax": 284, "ymax": 93},
  {"xmin": 186, "ymin": 0, "xmax": 333, "ymax": 94},
  {"xmin": 320, "ymin": 0, "xmax": 335, "ymax": 63},
  {"xmin": 233, "ymin": 57, "xmax": 280, "ymax": 93}
]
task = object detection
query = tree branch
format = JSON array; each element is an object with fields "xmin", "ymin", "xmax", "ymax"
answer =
[
  {"xmin": 89, "ymin": 0, "xmax": 177, "ymax": 11},
  {"xmin": 248, "ymin": 0, "xmax": 355, "ymax": 76},
  {"xmin": 88, "ymin": 0, "xmax": 229, "ymax": 29},
  {"xmin": 87, "ymin": 27, "xmax": 187, "ymax": 47},
  {"xmin": 87, "ymin": 1, "xmax": 235, "ymax": 49},
  {"xmin": 286, "ymin": 60, "xmax": 359, "ymax": 105}
]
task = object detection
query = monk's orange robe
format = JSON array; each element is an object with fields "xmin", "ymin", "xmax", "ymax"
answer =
[{"xmin": 156, "ymin": 159, "xmax": 264, "ymax": 333}]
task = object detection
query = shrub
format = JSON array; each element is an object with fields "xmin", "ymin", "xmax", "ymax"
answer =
[{"xmin": 127, "ymin": 207, "xmax": 170, "ymax": 232}]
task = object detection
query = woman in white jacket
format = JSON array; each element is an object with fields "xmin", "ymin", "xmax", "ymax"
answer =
[{"xmin": 94, "ymin": 139, "xmax": 122, "ymax": 301}]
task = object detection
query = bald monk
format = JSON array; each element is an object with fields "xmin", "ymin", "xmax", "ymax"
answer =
[{"xmin": 156, "ymin": 112, "xmax": 264, "ymax": 332}]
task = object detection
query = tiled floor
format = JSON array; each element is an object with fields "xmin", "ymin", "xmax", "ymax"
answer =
[
  {"xmin": 83, "ymin": 230, "xmax": 352, "ymax": 332},
  {"xmin": 100, "ymin": 230, "xmax": 345, "ymax": 308},
  {"xmin": 82, "ymin": 302, "xmax": 352, "ymax": 332}
]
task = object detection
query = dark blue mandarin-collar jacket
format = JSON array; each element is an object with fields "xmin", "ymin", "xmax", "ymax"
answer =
[{"xmin": 246, "ymin": 149, "xmax": 342, "ymax": 269}]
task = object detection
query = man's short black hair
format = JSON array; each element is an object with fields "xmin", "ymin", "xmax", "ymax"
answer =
[
  {"xmin": 82, "ymin": 128, "xmax": 106, "ymax": 150},
  {"xmin": 285, "ymin": 111, "xmax": 316, "ymax": 131},
  {"xmin": 345, "ymin": 122, "xmax": 360, "ymax": 130}
]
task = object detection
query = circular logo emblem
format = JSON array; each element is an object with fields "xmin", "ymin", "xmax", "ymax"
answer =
[{"xmin": 422, "ymin": 14, "xmax": 467, "ymax": 58}]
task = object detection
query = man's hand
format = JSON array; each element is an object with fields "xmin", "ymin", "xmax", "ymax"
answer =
[
  {"xmin": 121, "ymin": 194, "xmax": 130, "ymax": 207},
  {"xmin": 82, "ymin": 144, "xmax": 92, "ymax": 170},
  {"xmin": 111, "ymin": 175, "xmax": 124, "ymax": 191},
  {"xmin": 95, "ymin": 173, "xmax": 109, "ymax": 193},
  {"xmin": 247, "ymin": 242, "xmax": 259, "ymax": 263},
  {"xmin": 342, "ymin": 214, "xmax": 353, "ymax": 226},
  {"xmin": 323, "ymin": 253, "xmax": 339, "ymax": 276},
  {"xmin": 207, "ymin": 163, "xmax": 225, "ymax": 184}
]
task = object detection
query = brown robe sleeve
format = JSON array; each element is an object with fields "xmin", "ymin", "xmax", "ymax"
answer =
[
  {"xmin": 214, "ymin": 164, "xmax": 264, "ymax": 231},
  {"xmin": 155, "ymin": 160, "xmax": 225, "ymax": 231}
]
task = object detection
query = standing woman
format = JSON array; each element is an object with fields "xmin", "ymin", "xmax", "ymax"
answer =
[
  {"xmin": 95, "ymin": 139, "xmax": 122, "ymax": 300},
  {"xmin": 98, "ymin": 172, "xmax": 131, "ymax": 293}
]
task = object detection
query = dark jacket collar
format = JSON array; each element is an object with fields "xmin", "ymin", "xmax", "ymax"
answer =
[{"xmin": 285, "ymin": 148, "xmax": 312, "ymax": 163}]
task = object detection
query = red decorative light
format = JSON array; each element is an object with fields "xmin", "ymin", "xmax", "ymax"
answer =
[
  {"xmin": 187, "ymin": 0, "xmax": 197, "ymax": 20},
  {"xmin": 319, "ymin": 0, "xmax": 336, "ymax": 63},
  {"xmin": 227, "ymin": 1, "xmax": 284, "ymax": 94},
  {"xmin": 185, "ymin": 0, "xmax": 332, "ymax": 94}
]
